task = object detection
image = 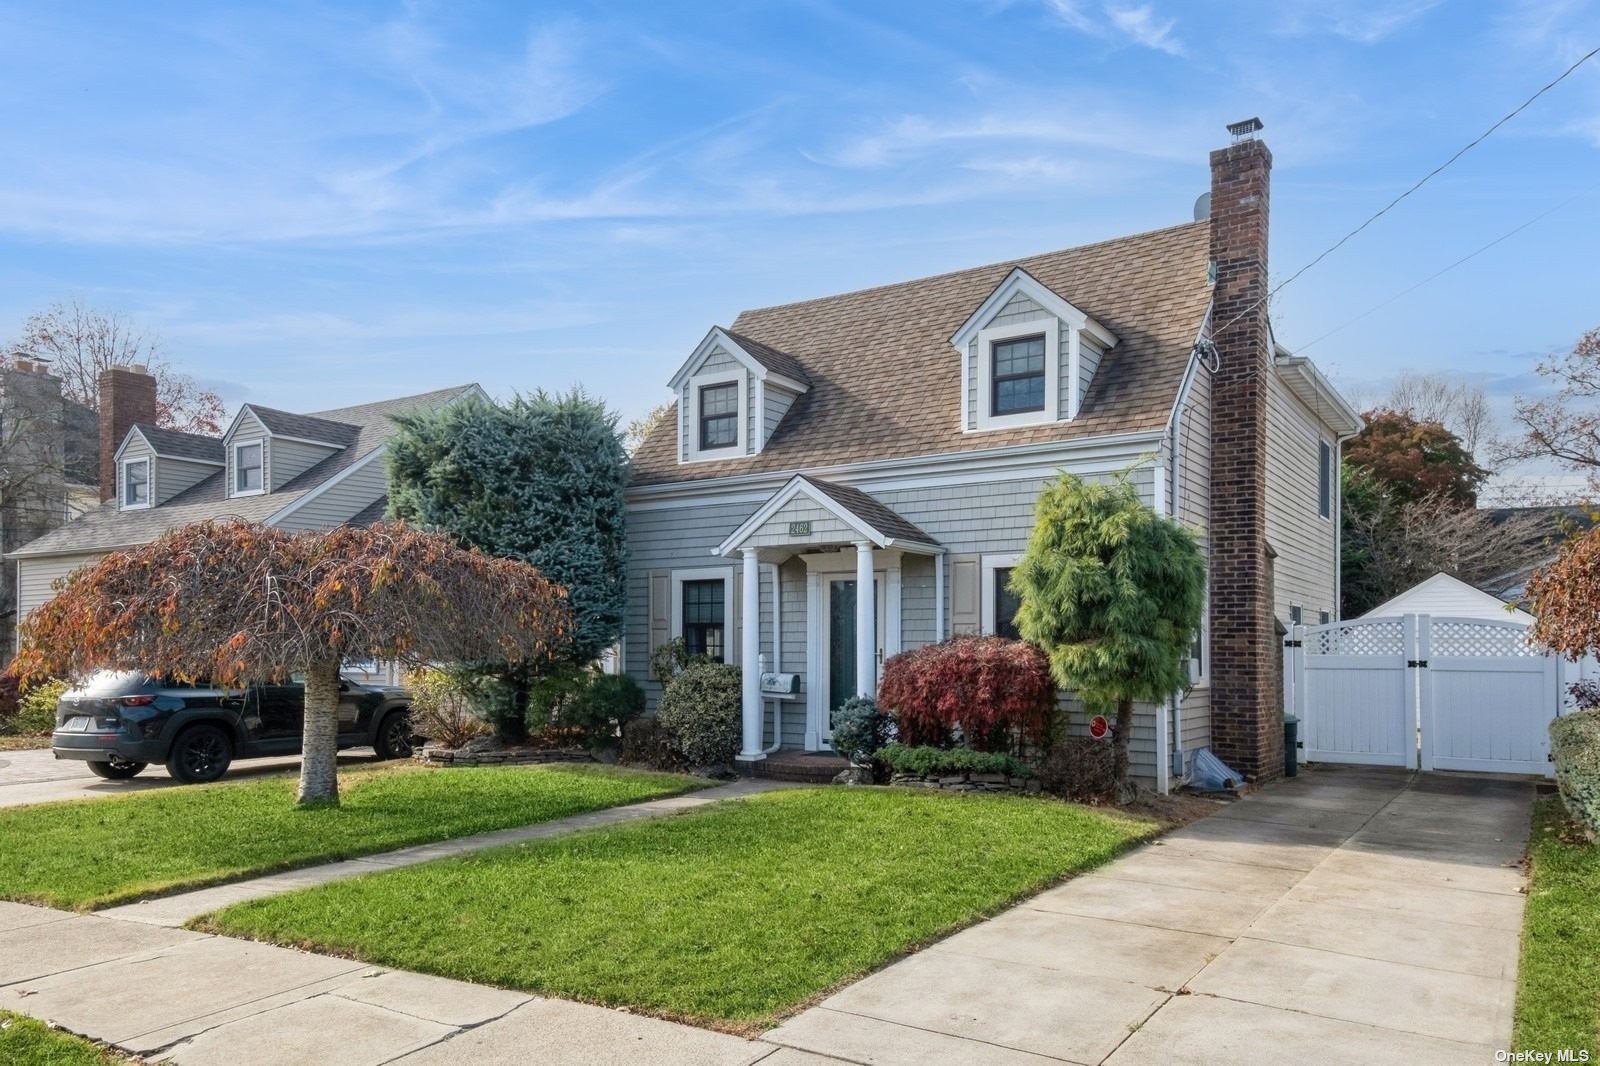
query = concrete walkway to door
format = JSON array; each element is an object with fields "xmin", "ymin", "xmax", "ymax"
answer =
[{"xmin": 768, "ymin": 766, "xmax": 1532, "ymax": 1065}]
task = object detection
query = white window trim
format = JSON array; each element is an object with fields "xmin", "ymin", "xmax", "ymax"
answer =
[
  {"xmin": 973, "ymin": 322, "xmax": 1061, "ymax": 432},
  {"xmin": 683, "ymin": 372, "xmax": 748, "ymax": 463},
  {"xmin": 979, "ymin": 553, "xmax": 1022, "ymax": 635},
  {"xmin": 231, "ymin": 441, "xmax": 266, "ymax": 498},
  {"xmin": 1190, "ymin": 585, "xmax": 1209, "ymax": 687},
  {"xmin": 669, "ymin": 566, "xmax": 737, "ymax": 664},
  {"xmin": 120, "ymin": 458, "xmax": 152, "ymax": 511}
]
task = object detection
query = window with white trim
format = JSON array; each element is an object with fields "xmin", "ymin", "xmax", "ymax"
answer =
[
  {"xmin": 698, "ymin": 382, "xmax": 739, "ymax": 451},
  {"xmin": 683, "ymin": 372, "xmax": 746, "ymax": 462},
  {"xmin": 233, "ymin": 442, "xmax": 264, "ymax": 496},
  {"xmin": 670, "ymin": 567, "xmax": 736, "ymax": 664},
  {"xmin": 1189, "ymin": 587, "xmax": 1208, "ymax": 684},
  {"xmin": 121, "ymin": 458, "xmax": 150, "ymax": 509},
  {"xmin": 991, "ymin": 335, "xmax": 1046, "ymax": 416},
  {"xmin": 1318, "ymin": 439, "xmax": 1333, "ymax": 519},
  {"xmin": 980, "ymin": 554, "xmax": 1023, "ymax": 639},
  {"xmin": 973, "ymin": 321, "xmax": 1061, "ymax": 432}
]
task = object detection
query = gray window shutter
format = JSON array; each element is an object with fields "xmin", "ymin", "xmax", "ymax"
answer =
[
  {"xmin": 949, "ymin": 554, "xmax": 981, "ymax": 636},
  {"xmin": 648, "ymin": 570, "xmax": 671, "ymax": 677}
]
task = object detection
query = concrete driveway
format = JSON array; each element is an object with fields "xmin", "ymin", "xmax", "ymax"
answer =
[
  {"xmin": 0, "ymin": 746, "xmax": 382, "ymax": 808},
  {"xmin": 768, "ymin": 766, "xmax": 1532, "ymax": 1064}
]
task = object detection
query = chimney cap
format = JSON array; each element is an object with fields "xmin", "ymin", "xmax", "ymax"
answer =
[{"xmin": 1227, "ymin": 117, "xmax": 1264, "ymax": 142}]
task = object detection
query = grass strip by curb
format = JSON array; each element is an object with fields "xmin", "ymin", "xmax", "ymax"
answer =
[
  {"xmin": 0, "ymin": 1011, "xmax": 122, "ymax": 1064},
  {"xmin": 1514, "ymin": 796, "xmax": 1600, "ymax": 1056}
]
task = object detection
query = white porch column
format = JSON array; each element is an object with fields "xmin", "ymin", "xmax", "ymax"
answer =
[
  {"xmin": 855, "ymin": 540, "xmax": 876, "ymax": 698},
  {"xmin": 737, "ymin": 549, "xmax": 764, "ymax": 762}
]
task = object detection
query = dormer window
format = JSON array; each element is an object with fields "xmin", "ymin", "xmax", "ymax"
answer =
[
  {"xmin": 991, "ymin": 335, "xmax": 1047, "ymax": 416},
  {"xmin": 234, "ymin": 442, "xmax": 264, "ymax": 496},
  {"xmin": 698, "ymin": 383, "xmax": 739, "ymax": 450},
  {"xmin": 122, "ymin": 459, "xmax": 150, "ymax": 509}
]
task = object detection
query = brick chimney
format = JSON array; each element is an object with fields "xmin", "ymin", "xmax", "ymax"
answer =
[
  {"xmin": 99, "ymin": 364, "xmax": 158, "ymax": 502},
  {"xmin": 1206, "ymin": 120, "xmax": 1282, "ymax": 783}
]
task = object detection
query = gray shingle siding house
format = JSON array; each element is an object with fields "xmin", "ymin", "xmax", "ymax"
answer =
[
  {"xmin": 8, "ymin": 375, "xmax": 487, "ymax": 666},
  {"xmin": 625, "ymin": 131, "xmax": 1361, "ymax": 790}
]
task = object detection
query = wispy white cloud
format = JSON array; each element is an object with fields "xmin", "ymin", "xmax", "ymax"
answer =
[
  {"xmin": 1274, "ymin": 1, "xmax": 1443, "ymax": 44},
  {"xmin": 1105, "ymin": 5, "xmax": 1186, "ymax": 56},
  {"xmin": 1037, "ymin": 0, "xmax": 1187, "ymax": 55}
]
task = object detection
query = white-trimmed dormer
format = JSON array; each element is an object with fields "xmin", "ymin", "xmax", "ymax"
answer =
[
  {"xmin": 112, "ymin": 425, "xmax": 225, "ymax": 511},
  {"xmin": 220, "ymin": 404, "xmax": 355, "ymax": 498},
  {"xmin": 950, "ymin": 268, "xmax": 1117, "ymax": 433},
  {"xmin": 667, "ymin": 327, "xmax": 810, "ymax": 464}
]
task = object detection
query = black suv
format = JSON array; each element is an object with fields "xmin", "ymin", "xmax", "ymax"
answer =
[{"xmin": 51, "ymin": 671, "xmax": 413, "ymax": 784}]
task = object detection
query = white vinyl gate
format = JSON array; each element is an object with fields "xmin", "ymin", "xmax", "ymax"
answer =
[{"xmin": 1287, "ymin": 614, "xmax": 1560, "ymax": 777}]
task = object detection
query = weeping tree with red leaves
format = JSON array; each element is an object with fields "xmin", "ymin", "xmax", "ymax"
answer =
[{"xmin": 14, "ymin": 520, "xmax": 570, "ymax": 807}]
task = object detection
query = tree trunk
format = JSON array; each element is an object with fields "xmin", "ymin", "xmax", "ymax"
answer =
[
  {"xmin": 297, "ymin": 657, "xmax": 342, "ymax": 807},
  {"xmin": 1111, "ymin": 696, "xmax": 1135, "ymax": 801}
]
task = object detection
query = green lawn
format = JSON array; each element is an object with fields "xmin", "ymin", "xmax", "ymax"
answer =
[
  {"xmin": 0, "ymin": 763, "xmax": 700, "ymax": 910},
  {"xmin": 0, "ymin": 1012, "xmax": 120, "ymax": 1065},
  {"xmin": 201, "ymin": 787, "xmax": 1159, "ymax": 1029},
  {"xmin": 1515, "ymin": 796, "xmax": 1600, "ymax": 1056}
]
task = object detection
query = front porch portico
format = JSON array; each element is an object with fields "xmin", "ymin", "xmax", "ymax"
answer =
[{"xmin": 714, "ymin": 474, "xmax": 943, "ymax": 762}]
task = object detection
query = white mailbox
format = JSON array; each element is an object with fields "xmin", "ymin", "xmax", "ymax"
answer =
[{"xmin": 760, "ymin": 672, "xmax": 801, "ymax": 698}]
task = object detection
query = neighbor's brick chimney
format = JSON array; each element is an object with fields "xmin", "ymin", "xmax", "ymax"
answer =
[
  {"xmin": 98, "ymin": 364, "xmax": 158, "ymax": 502},
  {"xmin": 1207, "ymin": 120, "xmax": 1283, "ymax": 783}
]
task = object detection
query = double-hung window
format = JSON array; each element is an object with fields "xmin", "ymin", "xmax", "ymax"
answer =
[
  {"xmin": 698, "ymin": 383, "xmax": 739, "ymax": 451},
  {"xmin": 234, "ymin": 442, "xmax": 264, "ymax": 495},
  {"xmin": 122, "ymin": 459, "xmax": 150, "ymax": 509},
  {"xmin": 991, "ymin": 335, "xmax": 1047, "ymax": 416},
  {"xmin": 1318, "ymin": 440, "xmax": 1332, "ymax": 519},
  {"xmin": 681, "ymin": 578, "xmax": 726, "ymax": 662},
  {"xmin": 992, "ymin": 567, "xmax": 1022, "ymax": 640}
]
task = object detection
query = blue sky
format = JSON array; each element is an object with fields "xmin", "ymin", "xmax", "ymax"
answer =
[{"xmin": 0, "ymin": 0, "xmax": 1596, "ymax": 441}]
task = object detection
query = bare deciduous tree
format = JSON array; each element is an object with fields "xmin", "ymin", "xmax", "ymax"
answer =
[
  {"xmin": 1384, "ymin": 371, "xmax": 1494, "ymax": 457},
  {"xmin": 6, "ymin": 301, "xmax": 226, "ymax": 435},
  {"xmin": 16, "ymin": 520, "xmax": 571, "ymax": 806},
  {"xmin": 623, "ymin": 401, "xmax": 672, "ymax": 456},
  {"xmin": 1500, "ymin": 327, "xmax": 1600, "ymax": 492}
]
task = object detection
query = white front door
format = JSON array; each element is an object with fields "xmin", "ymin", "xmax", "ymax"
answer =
[{"xmin": 820, "ymin": 574, "xmax": 885, "ymax": 745}]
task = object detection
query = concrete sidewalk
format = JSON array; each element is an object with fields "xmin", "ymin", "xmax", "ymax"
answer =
[
  {"xmin": 100, "ymin": 777, "xmax": 787, "ymax": 927},
  {"xmin": 767, "ymin": 766, "xmax": 1531, "ymax": 1065}
]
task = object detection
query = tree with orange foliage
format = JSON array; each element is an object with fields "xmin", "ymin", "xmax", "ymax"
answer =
[
  {"xmin": 1529, "ymin": 525, "xmax": 1600, "ymax": 661},
  {"xmin": 1344, "ymin": 408, "xmax": 1487, "ymax": 507},
  {"xmin": 14, "ymin": 520, "xmax": 569, "ymax": 807}
]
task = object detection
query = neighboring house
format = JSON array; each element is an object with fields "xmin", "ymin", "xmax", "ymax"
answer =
[
  {"xmin": 1360, "ymin": 572, "xmax": 1534, "ymax": 626},
  {"xmin": 625, "ymin": 125, "xmax": 1362, "ymax": 790},
  {"xmin": 7, "ymin": 365, "xmax": 485, "ymax": 682},
  {"xmin": 0, "ymin": 360, "xmax": 99, "ymax": 654}
]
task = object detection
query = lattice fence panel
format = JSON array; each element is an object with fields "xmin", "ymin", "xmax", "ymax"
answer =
[
  {"xmin": 1306, "ymin": 619, "xmax": 1405, "ymax": 657},
  {"xmin": 1430, "ymin": 619, "xmax": 1543, "ymax": 659}
]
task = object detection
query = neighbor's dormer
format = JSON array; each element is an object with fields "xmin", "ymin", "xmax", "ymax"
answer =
[
  {"xmin": 220, "ymin": 404, "xmax": 358, "ymax": 498},
  {"xmin": 667, "ymin": 327, "xmax": 810, "ymax": 464},
  {"xmin": 950, "ymin": 268, "xmax": 1117, "ymax": 433},
  {"xmin": 113, "ymin": 425, "xmax": 224, "ymax": 511}
]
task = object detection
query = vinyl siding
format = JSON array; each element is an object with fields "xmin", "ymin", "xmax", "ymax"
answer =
[
  {"xmin": 624, "ymin": 449, "xmax": 1165, "ymax": 785},
  {"xmin": 269, "ymin": 439, "xmax": 337, "ymax": 490},
  {"xmin": 964, "ymin": 291, "xmax": 1096, "ymax": 428},
  {"xmin": 678, "ymin": 345, "xmax": 752, "ymax": 461},
  {"xmin": 156, "ymin": 458, "xmax": 217, "ymax": 504},
  {"xmin": 1173, "ymin": 361, "xmax": 1212, "ymax": 769},
  {"xmin": 1265, "ymin": 370, "xmax": 1338, "ymax": 627},
  {"xmin": 762, "ymin": 383, "xmax": 800, "ymax": 448},
  {"xmin": 16, "ymin": 551, "xmax": 105, "ymax": 628},
  {"xmin": 116, "ymin": 436, "xmax": 154, "ymax": 509},
  {"xmin": 275, "ymin": 452, "xmax": 389, "ymax": 531},
  {"xmin": 742, "ymin": 497, "xmax": 856, "ymax": 549},
  {"xmin": 226, "ymin": 412, "xmax": 269, "ymax": 498}
]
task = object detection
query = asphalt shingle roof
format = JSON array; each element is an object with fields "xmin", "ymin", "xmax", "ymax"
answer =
[
  {"xmin": 800, "ymin": 475, "xmax": 938, "ymax": 547},
  {"xmin": 12, "ymin": 385, "xmax": 478, "ymax": 558},
  {"xmin": 129, "ymin": 424, "xmax": 225, "ymax": 465},
  {"xmin": 243, "ymin": 406, "xmax": 361, "ymax": 445},
  {"xmin": 632, "ymin": 221, "xmax": 1212, "ymax": 485},
  {"xmin": 724, "ymin": 329, "xmax": 811, "ymax": 386}
]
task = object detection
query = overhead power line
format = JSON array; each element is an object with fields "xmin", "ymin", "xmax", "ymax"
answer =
[
  {"xmin": 1296, "ymin": 192, "xmax": 1583, "ymax": 353},
  {"xmin": 1213, "ymin": 43, "xmax": 1600, "ymax": 340}
]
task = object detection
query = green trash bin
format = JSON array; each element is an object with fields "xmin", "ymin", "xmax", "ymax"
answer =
[{"xmin": 1283, "ymin": 714, "xmax": 1299, "ymax": 778}]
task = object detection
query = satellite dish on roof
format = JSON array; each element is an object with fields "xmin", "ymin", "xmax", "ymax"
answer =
[{"xmin": 1193, "ymin": 192, "xmax": 1210, "ymax": 221}]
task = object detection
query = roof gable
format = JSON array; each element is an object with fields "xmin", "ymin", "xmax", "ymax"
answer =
[
  {"xmin": 716, "ymin": 474, "xmax": 939, "ymax": 555},
  {"xmin": 1362, "ymin": 572, "xmax": 1536, "ymax": 625},
  {"xmin": 950, "ymin": 267, "xmax": 1117, "ymax": 353},
  {"xmin": 221, "ymin": 404, "xmax": 358, "ymax": 449},
  {"xmin": 113, "ymin": 424, "xmax": 225, "ymax": 466},
  {"xmin": 667, "ymin": 327, "xmax": 811, "ymax": 393}
]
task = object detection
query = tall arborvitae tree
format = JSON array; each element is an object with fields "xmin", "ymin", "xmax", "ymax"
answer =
[
  {"xmin": 387, "ymin": 390, "xmax": 629, "ymax": 735},
  {"xmin": 1012, "ymin": 471, "xmax": 1206, "ymax": 795}
]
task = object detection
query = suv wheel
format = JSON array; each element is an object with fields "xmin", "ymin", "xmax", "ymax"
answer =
[
  {"xmin": 87, "ymin": 756, "xmax": 147, "ymax": 780},
  {"xmin": 166, "ymin": 725, "xmax": 232, "ymax": 784},
  {"xmin": 374, "ymin": 709, "xmax": 414, "ymax": 760}
]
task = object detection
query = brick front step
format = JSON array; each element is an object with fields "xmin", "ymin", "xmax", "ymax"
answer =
[{"xmin": 745, "ymin": 751, "xmax": 850, "ymax": 783}]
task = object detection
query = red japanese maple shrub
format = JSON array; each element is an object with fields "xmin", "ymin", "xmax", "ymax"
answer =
[{"xmin": 877, "ymin": 636, "xmax": 1056, "ymax": 752}]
